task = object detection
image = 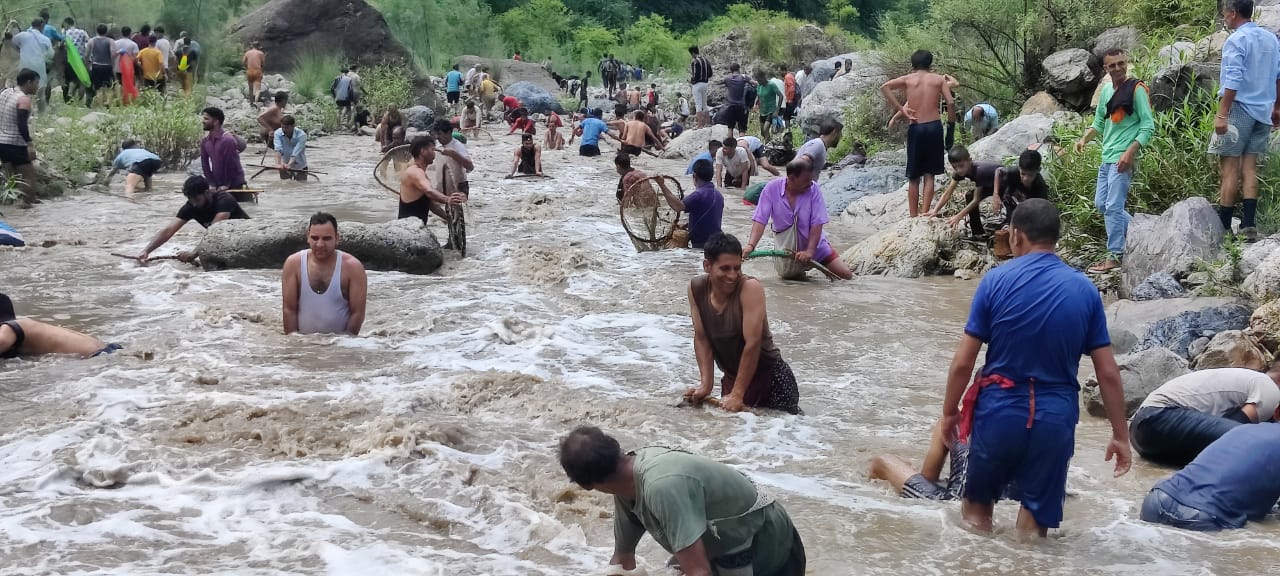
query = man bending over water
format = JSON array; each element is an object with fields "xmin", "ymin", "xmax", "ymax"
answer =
[
  {"xmin": 0, "ymin": 294, "xmax": 121, "ymax": 359},
  {"xmin": 137, "ymin": 175, "xmax": 249, "ymax": 262},
  {"xmin": 282, "ymin": 213, "xmax": 367, "ymax": 335}
]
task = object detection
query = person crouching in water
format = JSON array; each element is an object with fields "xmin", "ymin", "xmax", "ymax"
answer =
[
  {"xmin": 510, "ymin": 133, "xmax": 543, "ymax": 177},
  {"xmin": 684, "ymin": 232, "xmax": 802, "ymax": 414}
]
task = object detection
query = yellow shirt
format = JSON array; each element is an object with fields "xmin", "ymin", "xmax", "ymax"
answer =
[
  {"xmin": 138, "ymin": 47, "xmax": 165, "ymax": 80},
  {"xmin": 480, "ymin": 79, "xmax": 497, "ymax": 98}
]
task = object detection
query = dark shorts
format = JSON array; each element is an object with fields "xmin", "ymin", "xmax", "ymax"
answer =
[
  {"xmin": 1129, "ymin": 405, "xmax": 1245, "ymax": 467},
  {"xmin": 447, "ymin": 90, "xmax": 460, "ymax": 104},
  {"xmin": 129, "ymin": 157, "xmax": 163, "ymax": 178},
  {"xmin": 726, "ymin": 104, "xmax": 748, "ymax": 132},
  {"xmin": 725, "ymin": 172, "xmax": 745, "ymax": 188},
  {"xmin": 965, "ymin": 413, "xmax": 1074, "ymax": 529},
  {"xmin": 336, "ymin": 99, "xmax": 351, "ymax": 109},
  {"xmin": 90, "ymin": 65, "xmax": 113, "ymax": 90},
  {"xmin": 0, "ymin": 144, "xmax": 31, "ymax": 167},
  {"xmin": 1, "ymin": 320, "xmax": 25, "ymax": 358},
  {"xmin": 279, "ymin": 168, "xmax": 308, "ymax": 181},
  {"xmin": 92, "ymin": 343, "xmax": 123, "ymax": 357},
  {"xmin": 621, "ymin": 143, "xmax": 642, "ymax": 156},
  {"xmin": 143, "ymin": 78, "xmax": 165, "ymax": 91},
  {"xmin": 906, "ymin": 120, "xmax": 946, "ymax": 179},
  {"xmin": 721, "ymin": 358, "xmax": 802, "ymax": 414},
  {"xmin": 751, "ymin": 146, "xmax": 765, "ymax": 160},
  {"xmin": 783, "ymin": 101, "xmax": 798, "ymax": 120},
  {"xmin": 579, "ymin": 144, "xmax": 600, "ymax": 157},
  {"xmin": 1140, "ymin": 488, "xmax": 1227, "ymax": 531}
]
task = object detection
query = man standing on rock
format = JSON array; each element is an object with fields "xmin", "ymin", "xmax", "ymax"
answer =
[
  {"xmin": 795, "ymin": 119, "xmax": 842, "ymax": 183},
  {"xmin": 199, "ymin": 107, "xmax": 247, "ymax": 195},
  {"xmin": 940, "ymin": 198, "xmax": 1131, "ymax": 538},
  {"xmin": 721, "ymin": 63, "xmax": 752, "ymax": 138},
  {"xmin": 242, "ymin": 41, "xmax": 265, "ymax": 102},
  {"xmin": 0, "ymin": 69, "xmax": 41, "ymax": 208},
  {"xmin": 282, "ymin": 212, "xmax": 367, "ymax": 336},
  {"xmin": 689, "ymin": 46, "xmax": 712, "ymax": 129},
  {"xmin": 1074, "ymin": 48, "xmax": 1154, "ymax": 273},
  {"xmin": 1212, "ymin": 0, "xmax": 1280, "ymax": 243},
  {"xmin": 880, "ymin": 50, "xmax": 955, "ymax": 218},
  {"xmin": 137, "ymin": 175, "xmax": 249, "ymax": 263}
]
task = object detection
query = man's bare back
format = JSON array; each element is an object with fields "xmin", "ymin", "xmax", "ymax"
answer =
[
  {"xmin": 1, "ymin": 318, "xmax": 109, "ymax": 358},
  {"xmin": 622, "ymin": 120, "xmax": 649, "ymax": 147},
  {"xmin": 895, "ymin": 71, "xmax": 949, "ymax": 124},
  {"xmin": 243, "ymin": 49, "xmax": 265, "ymax": 72},
  {"xmin": 259, "ymin": 104, "xmax": 284, "ymax": 138}
]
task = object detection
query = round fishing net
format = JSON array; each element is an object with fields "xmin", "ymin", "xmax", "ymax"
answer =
[{"xmin": 619, "ymin": 175, "xmax": 683, "ymax": 252}]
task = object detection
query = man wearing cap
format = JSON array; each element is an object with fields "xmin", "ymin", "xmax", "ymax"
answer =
[
  {"xmin": 0, "ymin": 293, "xmax": 122, "ymax": 359},
  {"xmin": 136, "ymin": 175, "xmax": 249, "ymax": 262}
]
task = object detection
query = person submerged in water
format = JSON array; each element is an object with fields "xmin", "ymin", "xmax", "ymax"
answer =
[
  {"xmin": 0, "ymin": 293, "xmax": 122, "ymax": 359},
  {"xmin": 685, "ymin": 232, "xmax": 802, "ymax": 414},
  {"xmin": 397, "ymin": 135, "xmax": 463, "ymax": 225},
  {"xmin": 281, "ymin": 212, "xmax": 367, "ymax": 335},
  {"xmin": 509, "ymin": 133, "xmax": 543, "ymax": 177}
]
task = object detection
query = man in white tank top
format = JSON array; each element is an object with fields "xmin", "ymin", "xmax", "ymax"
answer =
[{"xmin": 281, "ymin": 213, "xmax": 368, "ymax": 335}]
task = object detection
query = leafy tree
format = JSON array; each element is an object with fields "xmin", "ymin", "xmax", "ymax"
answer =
[
  {"xmin": 496, "ymin": 0, "xmax": 574, "ymax": 54},
  {"xmin": 563, "ymin": 0, "xmax": 635, "ymax": 30},
  {"xmin": 572, "ymin": 24, "xmax": 619, "ymax": 62},
  {"xmin": 620, "ymin": 14, "xmax": 684, "ymax": 70},
  {"xmin": 827, "ymin": 0, "xmax": 860, "ymax": 31}
]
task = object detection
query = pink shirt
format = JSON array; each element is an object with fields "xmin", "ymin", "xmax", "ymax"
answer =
[{"xmin": 751, "ymin": 178, "xmax": 833, "ymax": 261}]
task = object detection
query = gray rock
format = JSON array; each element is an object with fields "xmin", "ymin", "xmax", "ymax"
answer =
[
  {"xmin": 222, "ymin": 87, "xmax": 244, "ymax": 102},
  {"xmin": 232, "ymin": 0, "xmax": 412, "ymax": 75},
  {"xmin": 1150, "ymin": 62, "xmax": 1219, "ymax": 112},
  {"xmin": 840, "ymin": 217, "xmax": 964, "ymax": 277},
  {"xmin": 196, "ymin": 218, "xmax": 443, "ymax": 274},
  {"xmin": 1244, "ymin": 248, "xmax": 1280, "ymax": 300},
  {"xmin": 866, "ymin": 148, "xmax": 907, "ymax": 167},
  {"xmin": 504, "ymin": 81, "xmax": 564, "ymax": 115},
  {"xmin": 1130, "ymin": 272, "xmax": 1189, "ymax": 301},
  {"xmin": 1093, "ymin": 27, "xmax": 1141, "ymax": 60},
  {"xmin": 1132, "ymin": 302, "xmax": 1254, "ymax": 359},
  {"xmin": 1188, "ymin": 336, "xmax": 1211, "ymax": 359},
  {"xmin": 1194, "ymin": 31, "xmax": 1231, "ymax": 63},
  {"xmin": 1239, "ymin": 233, "xmax": 1280, "ymax": 279},
  {"xmin": 1157, "ymin": 41, "xmax": 1196, "ymax": 67},
  {"xmin": 80, "ymin": 112, "xmax": 112, "ymax": 126},
  {"xmin": 1020, "ymin": 91, "xmax": 1063, "ymax": 116},
  {"xmin": 821, "ymin": 165, "xmax": 907, "ymax": 215},
  {"xmin": 1107, "ymin": 297, "xmax": 1252, "ymax": 356},
  {"xmin": 1257, "ymin": 4, "xmax": 1280, "ymax": 37},
  {"xmin": 1121, "ymin": 197, "xmax": 1224, "ymax": 297},
  {"xmin": 205, "ymin": 96, "xmax": 227, "ymax": 109},
  {"xmin": 1042, "ymin": 49, "xmax": 1099, "ymax": 107},
  {"xmin": 1191, "ymin": 330, "xmax": 1272, "ymax": 370},
  {"xmin": 1082, "ymin": 347, "xmax": 1188, "ymax": 418},
  {"xmin": 660, "ymin": 126, "xmax": 731, "ymax": 160},
  {"xmin": 401, "ymin": 105, "xmax": 436, "ymax": 131},
  {"xmin": 966, "ymin": 113, "xmax": 1059, "ymax": 162},
  {"xmin": 796, "ymin": 53, "xmax": 888, "ymax": 138},
  {"xmin": 1249, "ymin": 300, "xmax": 1280, "ymax": 353}
]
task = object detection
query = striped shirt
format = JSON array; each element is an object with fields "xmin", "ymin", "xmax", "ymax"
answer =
[{"xmin": 0, "ymin": 88, "xmax": 29, "ymax": 146}]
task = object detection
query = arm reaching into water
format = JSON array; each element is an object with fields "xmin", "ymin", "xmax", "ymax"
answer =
[
  {"xmin": 686, "ymin": 282, "xmax": 716, "ymax": 403},
  {"xmin": 138, "ymin": 218, "xmax": 187, "ymax": 261},
  {"xmin": 723, "ymin": 279, "xmax": 767, "ymax": 413}
]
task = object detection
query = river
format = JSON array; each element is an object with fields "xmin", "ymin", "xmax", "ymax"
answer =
[{"xmin": 0, "ymin": 132, "xmax": 1272, "ymax": 575}]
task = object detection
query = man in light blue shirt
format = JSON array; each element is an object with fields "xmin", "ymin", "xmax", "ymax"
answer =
[
  {"xmin": 445, "ymin": 64, "xmax": 463, "ymax": 110},
  {"xmin": 6, "ymin": 19, "xmax": 54, "ymax": 95},
  {"xmin": 108, "ymin": 140, "xmax": 162, "ymax": 197},
  {"xmin": 1214, "ymin": 0, "xmax": 1280, "ymax": 242},
  {"xmin": 685, "ymin": 140, "xmax": 722, "ymax": 175},
  {"xmin": 274, "ymin": 115, "xmax": 309, "ymax": 181},
  {"xmin": 964, "ymin": 103, "xmax": 999, "ymax": 140}
]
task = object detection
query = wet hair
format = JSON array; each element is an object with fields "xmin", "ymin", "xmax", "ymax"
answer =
[
  {"xmin": 729, "ymin": 63, "xmax": 741, "ymax": 72},
  {"xmin": 786, "ymin": 157, "xmax": 813, "ymax": 176},
  {"xmin": 1227, "ymin": 0, "xmax": 1254, "ymax": 18},
  {"xmin": 121, "ymin": 26, "xmax": 132, "ymax": 36},
  {"xmin": 410, "ymin": 135, "xmax": 437, "ymax": 159},
  {"xmin": 452, "ymin": 64, "xmax": 459, "ymax": 70},
  {"xmin": 432, "ymin": 118, "xmax": 454, "ymax": 134},
  {"xmin": 0, "ymin": 293, "xmax": 14, "ymax": 322},
  {"xmin": 689, "ymin": 46, "xmax": 700, "ymax": 55},
  {"xmin": 722, "ymin": 137, "xmax": 737, "ymax": 148},
  {"xmin": 591, "ymin": 108, "xmax": 603, "ymax": 119},
  {"xmin": 274, "ymin": 91, "xmax": 288, "ymax": 105},
  {"xmin": 633, "ymin": 110, "xmax": 645, "ymax": 120},
  {"xmin": 910, "ymin": 50, "xmax": 933, "ymax": 70},
  {"xmin": 121, "ymin": 139, "xmax": 138, "ymax": 150},
  {"xmin": 308, "ymin": 212, "xmax": 338, "ymax": 232},
  {"xmin": 97, "ymin": 24, "xmax": 108, "ymax": 34},
  {"xmin": 692, "ymin": 158, "xmax": 714, "ymax": 183},
  {"xmin": 614, "ymin": 153, "xmax": 631, "ymax": 170},
  {"xmin": 703, "ymin": 232, "xmax": 743, "ymax": 262},
  {"xmin": 1010, "ymin": 198, "xmax": 1060, "ymax": 245},
  {"xmin": 281, "ymin": 115, "xmax": 296, "ymax": 127},
  {"xmin": 559, "ymin": 426, "xmax": 623, "ymax": 488},
  {"xmin": 182, "ymin": 175, "xmax": 210, "ymax": 198},
  {"xmin": 16, "ymin": 69, "xmax": 40, "ymax": 86},
  {"xmin": 1018, "ymin": 149, "xmax": 1043, "ymax": 172},
  {"xmin": 202, "ymin": 107, "xmax": 225, "ymax": 124},
  {"xmin": 947, "ymin": 145, "xmax": 971, "ymax": 165},
  {"xmin": 521, "ymin": 132, "xmax": 533, "ymax": 142},
  {"xmin": 818, "ymin": 119, "xmax": 843, "ymax": 136}
]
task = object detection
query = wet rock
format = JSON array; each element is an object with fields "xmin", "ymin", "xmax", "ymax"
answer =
[
  {"xmin": 196, "ymin": 375, "xmax": 220, "ymax": 386},
  {"xmin": 504, "ymin": 81, "xmax": 564, "ymax": 115},
  {"xmin": 401, "ymin": 105, "xmax": 436, "ymax": 132},
  {"xmin": 1188, "ymin": 336, "xmax": 1212, "ymax": 359},
  {"xmin": 1082, "ymin": 347, "xmax": 1188, "ymax": 418},
  {"xmin": 1150, "ymin": 62, "xmax": 1219, "ymax": 112},
  {"xmin": 840, "ymin": 217, "xmax": 963, "ymax": 277},
  {"xmin": 1191, "ymin": 330, "xmax": 1272, "ymax": 371},
  {"xmin": 1107, "ymin": 297, "xmax": 1253, "ymax": 356},
  {"xmin": 1248, "ymin": 300, "xmax": 1280, "ymax": 352},
  {"xmin": 1020, "ymin": 92, "xmax": 1063, "ymax": 116},
  {"xmin": 1120, "ymin": 197, "xmax": 1224, "ymax": 298},
  {"xmin": 196, "ymin": 218, "xmax": 443, "ymax": 274},
  {"xmin": 966, "ymin": 113, "xmax": 1060, "ymax": 162},
  {"xmin": 954, "ymin": 269, "xmax": 975, "ymax": 280},
  {"xmin": 1130, "ymin": 272, "xmax": 1189, "ymax": 301},
  {"xmin": 1093, "ymin": 26, "xmax": 1141, "ymax": 60},
  {"xmin": 821, "ymin": 165, "xmax": 906, "ymax": 215},
  {"xmin": 1042, "ymin": 49, "xmax": 1099, "ymax": 108},
  {"xmin": 796, "ymin": 52, "xmax": 888, "ymax": 138},
  {"xmin": 660, "ymin": 125, "xmax": 732, "ymax": 160},
  {"xmin": 1244, "ymin": 248, "xmax": 1280, "ymax": 300}
]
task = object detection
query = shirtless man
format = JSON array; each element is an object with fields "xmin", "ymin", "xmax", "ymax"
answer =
[
  {"xmin": 620, "ymin": 110, "xmax": 663, "ymax": 157},
  {"xmin": 397, "ymin": 135, "xmax": 462, "ymax": 225},
  {"xmin": 510, "ymin": 133, "xmax": 543, "ymax": 177},
  {"xmin": 0, "ymin": 294, "xmax": 122, "ymax": 359},
  {"xmin": 242, "ymin": 41, "xmax": 265, "ymax": 102},
  {"xmin": 627, "ymin": 84, "xmax": 642, "ymax": 111},
  {"xmin": 281, "ymin": 212, "xmax": 367, "ymax": 335},
  {"xmin": 544, "ymin": 111, "xmax": 565, "ymax": 150},
  {"xmin": 257, "ymin": 91, "xmax": 287, "ymax": 149},
  {"xmin": 880, "ymin": 50, "xmax": 956, "ymax": 217}
]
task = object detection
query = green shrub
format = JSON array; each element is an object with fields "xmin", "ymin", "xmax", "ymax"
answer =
[
  {"xmin": 1122, "ymin": 0, "xmax": 1217, "ymax": 32},
  {"xmin": 297, "ymin": 99, "xmax": 340, "ymax": 134},
  {"xmin": 291, "ymin": 50, "xmax": 344, "ymax": 100},
  {"xmin": 361, "ymin": 63, "xmax": 414, "ymax": 118},
  {"xmin": 830, "ymin": 90, "xmax": 904, "ymax": 160},
  {"xmin": 127, "ymin": 93, "xmax": 205, "ymax": 168}
]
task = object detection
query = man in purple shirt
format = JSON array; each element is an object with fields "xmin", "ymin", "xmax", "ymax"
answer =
[
  {"xmin": 199, "ymin": 107, "xmax": 246, "ymax": 194},
  {"xmin": 741, "ymin": 158, "xmax": 854, "ymax": 279},
  {"xmin": 659, "ymin": 158, "xmax": 724, "ymax": 249}
]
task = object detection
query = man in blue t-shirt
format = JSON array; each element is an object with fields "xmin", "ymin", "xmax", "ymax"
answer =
[
  {"xmin": 1141, "ymin": 419, "xmax": 1280, "ymax": 531},
  {"xmin": 940, "ymin": 198, "xmax": 1132, "ymax": 537},
  {"xmin": 445, "ymin": 64, "xmax": 464, "ymax": 108},
  {"xmin": 660, "ymin": 158, "xmax": 724, "ymax": 249},
  {"xmin": 684, "ymin": 140, "xmax": 722, "ymax": 175},
  {"xmin": 571, "ymin": 109, "xmax": 617, "ymax": 157}
]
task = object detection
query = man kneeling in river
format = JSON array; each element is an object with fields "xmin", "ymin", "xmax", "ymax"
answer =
[
  {"xmin": 137, "ymin": 175, "xmax": 249, "ymax": 262},
  {"xmin": 559, "ymin": 425, "xmax": 807, "ymax": 575},
  {"xmin": 685, "ymin": 232, "xmax": 802, "ymax": 414},
  {"xmin": 0, "ymin": 293, "xmax": 122, "ymax": 359},
  {"xmin": 282, "ymin": 213, "xmax": 367, "ymax": 335}
]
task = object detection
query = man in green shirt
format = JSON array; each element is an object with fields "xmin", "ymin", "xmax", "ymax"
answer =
[
  {"xmin": 559, "ymin": 426, "xmax": 806, "ymax": 576},
  {"xmin": 1074, "ymin": 49, "xmax": 1155, "ymax": 273},
  {"xmin": 754, "ymin": 70, "xmax": 782, "ymax": 142}
]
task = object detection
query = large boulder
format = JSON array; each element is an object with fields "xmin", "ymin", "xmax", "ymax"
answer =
[
  {"xmin": 231, "ymin": 0, "xmax": 412, "ymax": 74},
  {"xmin": 821, "ymin": 165, "xmax": 907, "ymax": 216},
  {"xmin": 1244, "ymin": 248, "xmax": 1280, "ymax": 300},
  {"xmin": 1157, "ymin": 42, "xmax": 1197, "ymax": 67},
  {"xmin": 196, "ymin": 218, "xmax": 443, "ymax": 274},
  {"xmin": 840, "ymin": 217, "xmax": 967, "ymax": 277},
  {"xmin": 1239, "ymin": 233, "xmax": 1280, "ymax": 279},
  {"xmin": 1191, "ymin": 330, "xmax": 1272, "ymax": 370},
  {"xmin": 1107, "ymin": 297, "xmax": 1253, "ymax": 357},
  {"xmin": 1194, "ymin": 31, "xmax": 1231, "ymax": 63},
  {"xmin": 661, "ymin": 126, "xmax": 732, "ymax": 160},
  {"xmin": 1257, "ymin": 3, "xmax": 1280, "ymax": 37},
  {"xmin": 966, "ymin": 113, "xmax": 1059, "ymax": 162},
  {"xmin": 1248, "ymin": 300, "xmax": 1280, "ymax": 353},
  {"xmin": 1041, "ymin": 49, "xmax": 1099, "ymax": 109},
  {"xmin": 1020, "ymin": 92, "xmax": 1063, "ymax": 116},
  {"xmin": 1120, "ymin": 197, "xmax": 1224, "ymax": 298},
  {"xmin": 505, "ymin": 81, "xmax": 564, "ymax": 115},
  {"xmin": 1130, "ymin": 272, "xmax": 1189, "ymax": 301},
  {"xmin": 454, "ymin": 56, "xmax": 560, "ymax": 96},
  {"xmin": 1150, "ymin": 62, "xmax": 1219, "ymax": 112},
  {"xmin": 1093, "ymin": 27, "xmax": 1141, "ymax": 60},
  {"xmin": 702, "ymin": 25, "xmax": 838, "ymax": 86},
  {"xmin": 400, "ymin": 106, "xmax": 436, "ymax": 131},
  {"xmin": 1082, "ymin": 347, "xmax": 1188, "ymax": 418},
  {"xmin": 796, "ymin": 52, "xmax": 888, "ymax": 138}
]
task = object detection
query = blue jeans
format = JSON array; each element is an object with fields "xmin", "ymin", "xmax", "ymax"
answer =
[
  {"xmin": 1140, "ymin": 488, "xmax": 1224, "ymax": 531},
  {"xmin": 1129, "ymin": 405, "xmax": 1244, "ymax": 467},
  {"xmin": 1094, "ymin": 163, "xmax": 1133, "ymax": 258}
]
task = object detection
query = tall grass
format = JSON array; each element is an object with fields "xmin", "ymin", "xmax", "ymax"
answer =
[
  {"xmin": 361, "ymin": 63, "xmax": 414, "ymax": 118},
  {"xmin": 291, "ymin": 50, "xmax": 344, "ymax": 100}
]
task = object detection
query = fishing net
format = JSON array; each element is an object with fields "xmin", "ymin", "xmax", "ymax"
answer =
[
  {"xmin": 619, "ymin": 175, "xmax": 682, "ymax": 252},
  {"xmin": 374, "ymin": 144, "xmax": 412, "ymax": 194}
]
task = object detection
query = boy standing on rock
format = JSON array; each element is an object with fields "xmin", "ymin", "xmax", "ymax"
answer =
[{"xmin": 880, "ymin": 50, "xmax": 955, "ymax": 218}]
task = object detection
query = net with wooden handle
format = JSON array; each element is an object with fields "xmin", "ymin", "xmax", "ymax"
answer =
[{"xmin": 618, "ymin": 175, "xmax": 683, "ymax": 252}]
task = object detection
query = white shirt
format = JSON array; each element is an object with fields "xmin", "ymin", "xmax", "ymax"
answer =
[
  {"xmin": 679, "ymin": 97, "xmax": 690, "ymax": 116},
  {"xmin": 1142, "ymin": 368, "xmax": 1280, "ymax": 418},
  {"xmin": 716, "ymin": 147, "xmax": 753, "ymax": 177},
  {"xmin": 154, "ymin": 37, "xmax": 171, "ymax": 68},
  {"xmin": 112, "ymin": 37, "xmax": 139, "ymax": 73}
]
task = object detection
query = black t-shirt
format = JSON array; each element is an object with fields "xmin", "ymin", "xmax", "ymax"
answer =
[
  {"xmin": 957, "ymin": 161, "xmax": 1003, "ymax": 192},
  {"xmin": 176, "ymin": 191, "xmax": 250, "ymax": 228},
  {"xmin": 999, "ymin": 168, "xmax": 1049, "ymax": 216}
]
